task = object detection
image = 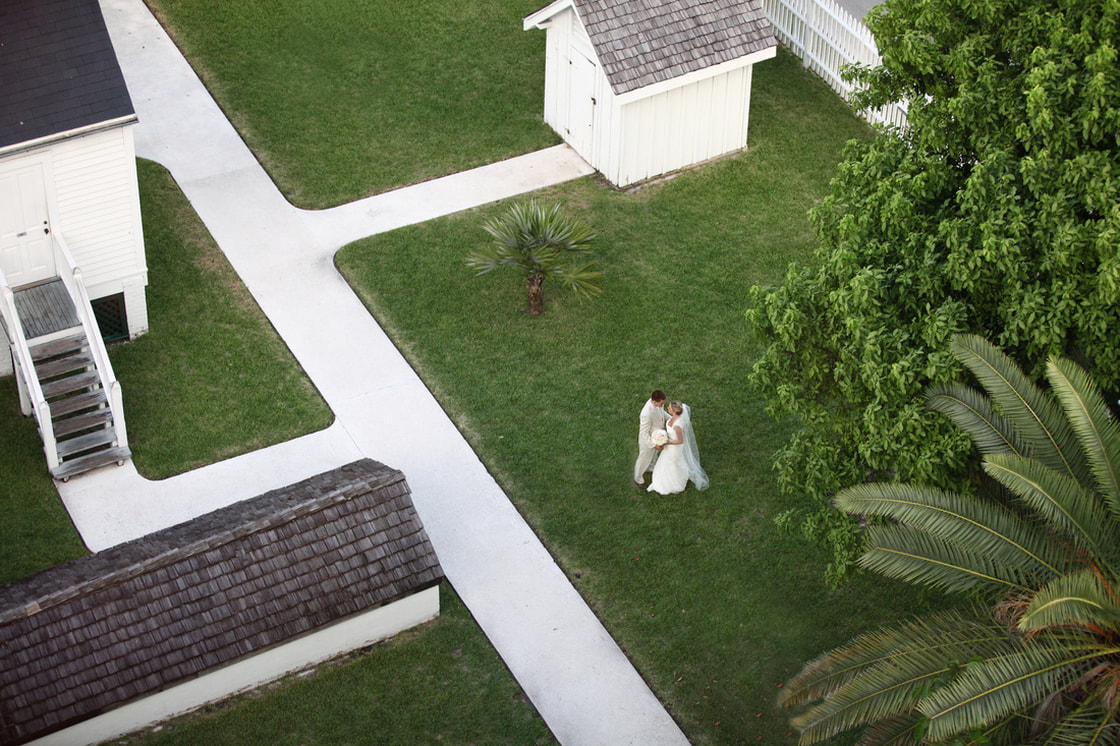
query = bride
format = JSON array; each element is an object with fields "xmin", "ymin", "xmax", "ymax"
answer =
[{"xmin": 647, "ymin": 401, "xmax": 709, "ymax": 495}]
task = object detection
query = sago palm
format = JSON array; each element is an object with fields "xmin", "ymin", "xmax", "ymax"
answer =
[
  {"xmin": 780, "ymin": 334, "xmax": 1120, "ymax": 745},
  {"xmin": 466, "ymin": 201, "xmax": 601, "ymax": 316}
]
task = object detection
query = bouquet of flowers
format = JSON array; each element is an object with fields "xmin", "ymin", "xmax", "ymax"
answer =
[{"xmin": 650, "ymin": 428, "xmax": 668, "ymax": 447}]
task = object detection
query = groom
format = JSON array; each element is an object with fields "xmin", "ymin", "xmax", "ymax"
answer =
[{"xmin": 634, "ymin": 389, "xmax": 667, "ymax": 487}]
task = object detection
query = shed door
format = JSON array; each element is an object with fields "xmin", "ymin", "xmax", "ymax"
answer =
[
  {"xmin": 0, "ymin": 160, "xmax": 54, "ymax": 288},
  {"xmin": 566, "ymin": 49, "xmax": 597, "ymax": 160}
]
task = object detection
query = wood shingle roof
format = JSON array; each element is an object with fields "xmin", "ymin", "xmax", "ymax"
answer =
[
  {"xmin": 0, "ymin": 459, "xmax": 442, "ymax": 745},
  {"xmin": 0, "ymin": 0, "xmax": 135, "ymax": 150},
  {"xmin": 571, "ymin": 0, "xmax": 775, "ymax": 94}
]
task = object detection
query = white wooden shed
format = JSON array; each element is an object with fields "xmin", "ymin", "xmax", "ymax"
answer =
[
  {"xmin": 0, "ymin": 0, "xmax": 144, "ymax": 478},
  {"xmin": 524, "ymin": 0, "xmax": 777, "ymax": 188}
]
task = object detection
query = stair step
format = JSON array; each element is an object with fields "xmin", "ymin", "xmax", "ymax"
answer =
[
  {"xmin": 56, "ymin": 428, "xmax": 118, "ymax": 459},
  {"xmin": 30, "ymin": 331, "xmax": 88, "ymax": 361},
  {"xmin": 53, "ymin": 407, "xmax": 115, "ymax": 439},
  {"xmin": 42, "ymin": 370, "xmax": 100, "ymax": 399},
  {"xmin": 51, "ymin": 446, "xmax": 131, "ymax": 481},
  {"xmin": 35, "ymin": 348, "xmax": 95, "ymax": 380},
  {"xmin": 49, "ymin": 390, "xmax": 108, "ymax": 419}
]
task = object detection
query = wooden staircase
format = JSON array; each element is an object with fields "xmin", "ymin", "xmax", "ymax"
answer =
[
  {"xmin": 30, "ymin": 329, "xmax": 130, "ymax": 481},
  {"xmin": 3, "ymin": 237, "xmax": 131, "ymax": 481}
]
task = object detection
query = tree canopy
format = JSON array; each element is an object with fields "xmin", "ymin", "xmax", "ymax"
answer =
[{"xmin": 747, "ymin": 0, "xmax": 1120, "ymax": 582}]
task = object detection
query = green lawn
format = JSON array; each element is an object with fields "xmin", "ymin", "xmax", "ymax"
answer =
[
  {"xmin": 333, "ymin": 50, "xmax": 941, "ymax": 744},
  {"xmin": 0, "ymin": 376, "xmax": 88, "ymax": 584},
  {"xmin": 109, "ymin": 160, "xmax": 334, "ymax": 479},
  {"xmin": 143, "ymin": 0, "xmax": 559, "ymax": 208}
]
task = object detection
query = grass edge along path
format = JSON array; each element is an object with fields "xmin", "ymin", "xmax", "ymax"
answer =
[
  {"xmin": 109, "ymin": 159, "xmax": 334, "ymax": 480},
  {"xmin": 113, "ymin": 584, "xmax": 557, "ymax": 746},
  {"xmin": 141, "ymin": 0, "xmax": 560, "ymax": 209},
  {"xmin": 0, "ymin": 158, "xmax": 334, "ymax": 581},
  {"xmin": 333, "ymin": 51, "xmax": 940, "ymax": 745}
]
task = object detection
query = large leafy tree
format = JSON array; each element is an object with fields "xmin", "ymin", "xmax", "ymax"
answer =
[
  {"xmin": 781, "ymin": 334, "xmax": 1120, "ymax": 745},
  {"xmin": 466, "ymin": 201, "xmax": 601, "ymax": 316},
  {"xmin": 747, "ymin": 0, "xmax": 1120, "ymax": 581}
]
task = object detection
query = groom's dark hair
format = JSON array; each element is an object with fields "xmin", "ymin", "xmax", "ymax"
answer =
[{"xmin": 651, "ymin": 390, "xmax": 666, "ymax": 402}]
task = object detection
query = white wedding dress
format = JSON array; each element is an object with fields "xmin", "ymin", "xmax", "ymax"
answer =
[{"xmin": 647, "ymin": 404, "xmax": 709, "ymax": 495}]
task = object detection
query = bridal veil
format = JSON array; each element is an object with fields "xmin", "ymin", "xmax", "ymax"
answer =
[{"xmin": 678, "ymin": 404, "xmax": 709, "ymax": 491}]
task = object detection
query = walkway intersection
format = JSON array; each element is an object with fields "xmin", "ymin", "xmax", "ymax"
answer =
[{"xmin": 62, "ymin": 0, "xmax": 690, "ymax": 744}]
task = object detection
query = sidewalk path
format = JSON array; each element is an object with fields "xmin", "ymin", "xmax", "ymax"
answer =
[{"xmin": 67, "ymin": 1, "xmax": 690, "ymax": 744}]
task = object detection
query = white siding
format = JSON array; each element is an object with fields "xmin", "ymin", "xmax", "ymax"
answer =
[
  {"xmin": 0, "ymin": 124, "xmax": 149, "ymax": 375},
  {"xmin": 50, "ymin": 125, "xmax": 147, "ymax": 301},
  {"xmin": 611, "ymin": 63, "xmax": 754, "ymax": 187},
  {"xmin": 531, "ymin": 6, "xmax": 770, "ymax": 189}
]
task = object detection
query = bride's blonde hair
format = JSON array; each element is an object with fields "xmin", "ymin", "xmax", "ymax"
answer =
[{"xmin": 668, "ymin": 401, "xmax": 684, "ymax": 415}]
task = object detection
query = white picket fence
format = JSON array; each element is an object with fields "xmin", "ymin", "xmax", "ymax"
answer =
[{"xmin": 762, "ymin": 0, "xmax": 908, "ymax": 129}]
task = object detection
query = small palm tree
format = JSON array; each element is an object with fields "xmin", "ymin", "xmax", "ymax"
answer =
[
  {"xmin": 466, "ymin": 201, "xmax": 601, "ymax": 316},
  {"xmin": 781, "ymin": 334, "xmax": 1120, "ymax": 745}
]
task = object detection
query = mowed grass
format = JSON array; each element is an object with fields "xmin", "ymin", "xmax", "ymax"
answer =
[
  {"xmin": 334, "ymin": 51, "xmax": 938, "ymax": 744},
  {"xmin": 108, "ymin": 160, "xmax": 334, "ymax": 479},
  {"xmin": 143, "ymin": 0, "xmax": 559, "ymax": 208},
  {"xmin": 0, "ymin": 376, "xmax": 88, "ymax": 585}
]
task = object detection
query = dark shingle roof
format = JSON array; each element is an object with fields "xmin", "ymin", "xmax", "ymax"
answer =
[
  {"xmin": 0, "ymin": 459, "xmax": 442, "ymax": 745},
  {"xmin": 0, "ymin": 0, "xmax": 135, "ymax": 150},
  {"xmin": 570, "ymin": 0, "xmax": 775, "ymax": 94}
]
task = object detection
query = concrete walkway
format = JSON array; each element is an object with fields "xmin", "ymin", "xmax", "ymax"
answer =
[{"xmin": 60, "ymin": 1, "xmax": 689, "ymax": 744}]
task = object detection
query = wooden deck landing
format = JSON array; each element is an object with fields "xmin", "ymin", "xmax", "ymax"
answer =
[{"xmin": 13, "ymin": 279, "xmax": 79, "ymax": 339}]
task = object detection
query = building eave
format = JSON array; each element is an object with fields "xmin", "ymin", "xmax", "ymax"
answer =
[{"xmin": 0, "ymin": 114, "xmax": 138, "ymax": 159}]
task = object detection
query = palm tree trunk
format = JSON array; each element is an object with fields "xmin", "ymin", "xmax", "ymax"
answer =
[{"xmin": 526, "ymin": 274, "xmax": 545, "ymax": 315}]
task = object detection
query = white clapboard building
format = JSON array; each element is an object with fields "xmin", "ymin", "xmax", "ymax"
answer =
[
  {"xmin": 0, "ymin": 0, "xmax": 145, "ymax": 478},
  {"xmin": 524, "ymin": 0, "xmax": 777, "ymax": 188}
]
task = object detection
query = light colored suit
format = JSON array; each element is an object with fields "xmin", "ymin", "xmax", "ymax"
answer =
[{"xmin": 633, "ymin": 398, "xmax": 667, "ymax": 483}]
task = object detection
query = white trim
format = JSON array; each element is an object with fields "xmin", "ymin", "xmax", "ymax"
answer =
[
  {"xmin": 616, "ymin": 46, "xmax": 777, "ymax": 104},
  {"xmin": 0, "ymin": 115, "xmax": 138, "ymax": 159},
  {"xmin": 28, "ymin": 587, "xmax": 441, "ymax": 746},
  {"xmin": 523, "ymin": 0, "xmax": 573, "ymax": 30}
]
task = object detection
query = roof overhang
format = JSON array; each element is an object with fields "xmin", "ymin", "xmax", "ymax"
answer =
[
  {"xmin": 616, "ymin": 44, "xmax": 777, "ymax": 104},
  {"xmin": 0, "ymin": 114, "xmax": 138, "ymax": 159},
  {"xmin": 523, "ymin": 0, "xmax": 576, "ymax": 31}
]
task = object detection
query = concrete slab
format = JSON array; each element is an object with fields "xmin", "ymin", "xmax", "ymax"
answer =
[{"xmin": 73, "ymin": 0, "xmax": 686, "ymax": 743}]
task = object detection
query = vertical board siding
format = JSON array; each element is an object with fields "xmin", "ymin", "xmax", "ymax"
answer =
[
  {"xmin": 615, "ymin": 65, "xmax": 752, "ymax": 186},
  {"xmin": 49, "ymin": 126, "xmax": 146, "ymax": 291},
  {"xmin": 762, "ymin": 0, "xmax": 908, "ymax": 129}
]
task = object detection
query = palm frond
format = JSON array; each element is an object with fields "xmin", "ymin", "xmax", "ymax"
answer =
[
  {"xmin": 928, "ymin": 383, "xmax": 1027, "ymax": 458},
  {"xmin": 1019, "ymin": 569, "xmax": 1120, "ymax": 633},
  {"xmin": 1038, "ymin": 699, "xmax": 1120, "ymax": 746},
  {"xmin": 951, "ymin": 335, "xmax": 1084, "ymax": 481},
  {"xmin": 552, "ymin": 260, "xmax": 603, "ymax": 297},
  {"xmin": 1048, "ymin": 357, "xmax": 1120, "ymax": 519},
  {"xmin": 922, "ymin": 640, "xmax": 1107, "ymax": 741},
  {"xmin": 837, "ymin": 483, "xmax": 1061, "ymax": 579},
  {"xmin": 792, "ymin": 613, "xmax": 1012, "ymax": 743},
  {"xmin": 860, "ymin": 525, "xmax": 1031, "ymax": 593},
  {"xmin": 468, "ymin": 201, "xmax": 601, "ymax": 310},
  {"xmin": 984, "ymin": 455, "xmax": 1117, "ymax": 575},
  {"xmin": 782, "ymin": 607, "xmax": 993, "ymax": 707},
  {"xmin": 855, "ymin": 714, "xmax": 921, "ymax": 746}
]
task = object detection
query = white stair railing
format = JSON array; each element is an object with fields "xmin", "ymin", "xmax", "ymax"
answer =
[
  {"xmin": 0, "ymin": 271, "xmax": 60, "ymax": 470},
  {"xmin": 52, "ymin": 232, "xmax": 128, "ymax": 451}
]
